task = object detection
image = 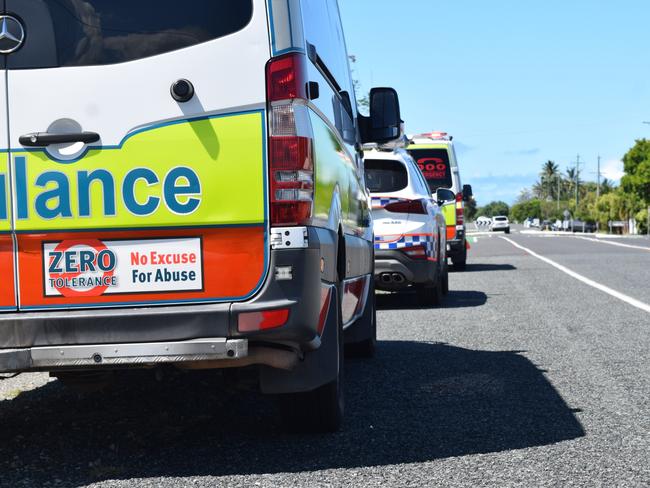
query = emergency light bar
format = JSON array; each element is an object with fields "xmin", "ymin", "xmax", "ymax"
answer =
[
  {"xmin": 409, "ymin": 131, "xmax": 452, "ymax": 141},
  {"xmin": 362, "ymin": 134, "xmax": 408, "ymax": 152}
]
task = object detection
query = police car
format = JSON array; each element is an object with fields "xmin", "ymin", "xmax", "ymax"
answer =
[
  {"xmin": 0, "ymin": 1, "xmax": 402, "ymax": 432},
  {"xmin": 365, "ymin": 148, "xmax": 448, "ymax": 305},
  {"xmin": 406, "ymin": 132, "xmax": 473, "ymax": 269}
]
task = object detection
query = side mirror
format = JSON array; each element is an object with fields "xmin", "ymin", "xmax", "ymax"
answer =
[
  {"xmin": 462, "ymin": 184, "xmax": 473, "ymax": 201},
  {"xmin": 436, "ymin": 188, "xmax": 456, "ymax": 206},
  {"xmin": 360, "ymin": 87, "xmax": 401, "ymax": 144}
]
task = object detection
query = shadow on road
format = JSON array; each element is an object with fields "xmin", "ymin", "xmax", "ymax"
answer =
[
  {"xmin": 452, "ymin": 263, "xmax": 517, "ymax": 273},
  {"xmin": 0, "ymin": 342, "xmax": 584, "ymax": 486},
  {"xmin": 377, "ymin": 290, "xmax": 488, "ymax": 310}
]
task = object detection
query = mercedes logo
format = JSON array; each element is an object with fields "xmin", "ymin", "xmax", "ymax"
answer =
[{"xmin": 0, "ymin": 15, "xmax": 25, "ymax": 54}]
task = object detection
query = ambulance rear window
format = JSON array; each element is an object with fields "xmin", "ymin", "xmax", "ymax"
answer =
[
  {"xmin": 365, "ymin": 159, "xmax": 408, "ymax": 193},
  {"xmin": 6, "ymin": 0, "xmax": 254, "ymax": 69},
  {"xmin": 406, "ymin": 148, "xmax": 453, "ymax": 192}
]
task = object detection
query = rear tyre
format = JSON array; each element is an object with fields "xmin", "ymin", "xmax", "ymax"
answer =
[
  {"xmin": 417, "ymin": 281, "xmax": 443, "ymax": 307},
  {"xmin": 417, "ymin": 259, "xmax": 444, "ymax": 306},
  {"xmin": 451, "ymin": 246, "xmax": 467, "ymax": 270},
  {"xmin": 280, "ymin": 284, "xmax": 344, "ymax": 433},
  {"xmin": 441, "ymin": 259, "xmax": 449, "ymax": 295},
  {"xmin": 505, "ymin": 228, "xmax": 510, "ymax": 234},
  {"xmin": 345, "ymin": 280, "xmax": 376, "ymax": 359}
]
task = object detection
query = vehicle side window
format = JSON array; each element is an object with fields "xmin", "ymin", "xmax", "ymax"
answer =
[
  {"xmin": 7, "ymin": 0, "xmax": 254, "ymax": 69},
  {"xmin": 302, "ymin": 0, "xmax": 357, "ymax": 144}
]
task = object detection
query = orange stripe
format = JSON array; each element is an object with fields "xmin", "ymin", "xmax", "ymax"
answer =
[
  {"xmin": 16, "ymin": 227, "xmax": 265, "ymax": 308},
  {"xmin": 0, "ymin": 235, "xmax": 15, "ymax": 308}
]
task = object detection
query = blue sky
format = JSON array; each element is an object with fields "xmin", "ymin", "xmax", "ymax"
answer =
[{"xmin": 339, "ymin": 0, "xmax": 650, "ymax": 205}]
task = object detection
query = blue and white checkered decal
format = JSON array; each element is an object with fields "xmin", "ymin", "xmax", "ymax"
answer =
[{"xmin": 374, "ymin": 234, "xmax": 436, "ymax": 258}]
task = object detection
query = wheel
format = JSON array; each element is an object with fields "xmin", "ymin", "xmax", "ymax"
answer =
[
  {"xmin": 417, "ymin": 257, "xmax": 444, "ymax": 306},
  {"xmin": 505, "ymin": 227, "xmax": 510, "ymax": 234},
  {"xmin": 280, "ymin": 286, "xmax": 344, "ymax": 433},
  {"xmin": 451, "ymin": 246, "xmax": 467, "ymax": 270},
  {"xmin": 345, "ymin": 279, "xmax": 376, "ymax": 359},
  {"xmin": 417, "ymin": 280, "xmax": 443, "ymax": 306},
  {"xmin": 441, "ymin": 259, "xmax": 449, "ymax": 295}
]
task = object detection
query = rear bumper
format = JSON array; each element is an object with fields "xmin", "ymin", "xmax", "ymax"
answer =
[
  {"xmin": 374, "ymin": 250, "xmax": 433, "ymax": 290},
  {"xmin": 0, "ymin": 338, "xmax": 248, "ymax": 373},
  {"xmin": 0, "ymin": 227, "xmax": 359, "ymax": 374}
]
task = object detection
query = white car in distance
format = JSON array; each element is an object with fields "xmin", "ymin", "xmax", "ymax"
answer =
[{"xmin": 490, "ymin": 216, "xmax": 510, "ymax": 233}]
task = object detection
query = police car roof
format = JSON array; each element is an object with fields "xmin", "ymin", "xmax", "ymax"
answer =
[{"xmin": 363, "ymin": 147, "xmax": 413, "ymax": 163}]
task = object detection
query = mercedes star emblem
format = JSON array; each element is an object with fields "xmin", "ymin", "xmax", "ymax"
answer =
[{"xmin": 0, "ymin": 15, "xmax": 25, "ymax": 54}]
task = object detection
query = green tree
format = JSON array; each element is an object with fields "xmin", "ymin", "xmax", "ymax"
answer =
[
  {"xmin": 510, "ymin": 199, "xmax": 542, "ymax": 222},
  {"xmin": 540, "ymin": 160, "xmax": 560, "ymax": 200},
  {"xmin": 600, "ymin": 178, "xmax": 614, "ymax": 195},
  {"xmin": 621, "ymin": 139, "xmax": 650, "ymax": 205},
  {"xmin": 478, "ymin": 200, "xmax": 510, "ymax": 218},
  {"xmin": 464, "ymin": 197, "xmax": 478, "ymax": 222}
]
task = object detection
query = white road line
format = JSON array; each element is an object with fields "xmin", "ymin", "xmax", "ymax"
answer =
[
  {"xmin": 573, "ymin": 236, "xmax": 650, "ymax": 252},
  {"xmin": 501, "ymin": 236, "xmax": 650, "ymax": 315}
]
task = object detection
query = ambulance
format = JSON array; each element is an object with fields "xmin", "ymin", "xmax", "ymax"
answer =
[
  {"xmin": 406, "ymin": 132, "xmax": 473, "ymax": 269},
  {"xmin": 0, "ymin": 1, "xmax": 402, "ymax": 432}
]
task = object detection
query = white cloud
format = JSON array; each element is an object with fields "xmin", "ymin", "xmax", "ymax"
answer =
[{"xmin": 601, "ymin": 159, "xmax": 624, "ymax": 181}]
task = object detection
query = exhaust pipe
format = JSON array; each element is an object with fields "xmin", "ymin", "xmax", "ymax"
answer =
[
  {"xmin": 391, "ymin": 273, "xmax": 405, "ymax": 284},
  {"xmin": 381, "ymin": 273, "xmax": 393, "ymax": 283}
]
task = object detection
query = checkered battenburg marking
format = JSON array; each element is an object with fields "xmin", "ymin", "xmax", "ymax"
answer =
[{"xmin": 374, "ymin": 234, "xmax": 436, "ymax": 258}]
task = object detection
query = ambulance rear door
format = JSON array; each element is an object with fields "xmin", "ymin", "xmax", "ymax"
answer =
[{"xmin": 5, "ymin": 0, "xmax": 271, "ymax": 311}]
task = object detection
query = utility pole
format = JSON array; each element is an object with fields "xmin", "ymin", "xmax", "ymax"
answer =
[
  {"xmin": 597, "ymin": 155, "xmax": 601, "ymax": 200},
  {"xmin": 575, "ymin": 154, "xmax": 581, "ymax": 206},
  {"xmin": 557, "ymin": 174, "xmax": 561, "ymax": 211}
]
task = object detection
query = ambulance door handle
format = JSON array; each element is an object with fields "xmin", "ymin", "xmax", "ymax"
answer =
[{"xmin": 19, "ymin": 131, "xmax": 100, "ymax": 147}]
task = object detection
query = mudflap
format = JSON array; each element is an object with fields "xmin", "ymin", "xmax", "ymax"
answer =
[
  {"xmin": 344, "ymin": 276, "xmax": 375, "ymax": 345},
  {"xmin": 259, "ymin": 284, "xmax": 340, "ymax": 394}
]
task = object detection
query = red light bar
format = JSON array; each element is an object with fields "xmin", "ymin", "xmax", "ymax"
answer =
[{"xmin": 413, "ymin": 132, "xmax": 450, "ymax": 140}]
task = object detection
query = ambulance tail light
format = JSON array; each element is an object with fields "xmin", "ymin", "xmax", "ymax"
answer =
[
  {"xmin": 238, "ymin": 308, "xmax": 290, "ymax": 332},
  {"xmin": 384, "ymin": 199, "xmax": 428, "ymax": 215},
  {"xmin": 455, "ymin": 192, "xmax": 464, "ymax": 225},
  {"xmin": 266, "ymin": 53, "xmax": 314, "ymax": 226}
]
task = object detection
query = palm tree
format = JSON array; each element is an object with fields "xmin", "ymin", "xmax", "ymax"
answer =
[
  {"xmin": 539, "ymin": 160, "xmax": 559, "ymax": 200},
  {"xmin": 601, "ymin": 178, "xmax": 613, "ymax": 195},
  {"xmin": 542, "ymin": 160, "xmax": 559, "ymax": 180},
  {"xmin": 565, "ymin": 166, "xmax": 577, "ymax": 199}
]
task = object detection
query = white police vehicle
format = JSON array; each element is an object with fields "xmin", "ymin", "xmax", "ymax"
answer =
[{"xmin": 365, "ymin": 148, "xmax": 448, "ymax": 305}]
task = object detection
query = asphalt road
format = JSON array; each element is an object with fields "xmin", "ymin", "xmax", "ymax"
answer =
[{"xmin": 1, "ymin": 230, "xmax": 649, "ymax": 487}]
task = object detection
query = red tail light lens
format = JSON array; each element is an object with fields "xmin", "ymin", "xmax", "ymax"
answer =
[
  {"xmin": 266, "ymin": 53, "xmax": 314, "ymax": 226},
  {"xmin": 238, "ymin": 308, "xmax": 290, "ymax": 332},
  {"xmin": 384, "ymin": 199, "xmax": 428, "ymax": 214},
  {"xmin": 266, "ymin": 53, "xmax": 308, "ymax": 102},
  {"xmin": 269, "ymin": 136, "xmax": 314, "ymax": 225},
  {"xmin": 402, "ymin": 245, "xmax": 428, "ymax": 260}
]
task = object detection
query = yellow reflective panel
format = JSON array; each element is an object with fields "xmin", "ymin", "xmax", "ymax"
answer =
[{"xmin": 12, "ymin": 112, "xmax": 265, "ymax": 231}]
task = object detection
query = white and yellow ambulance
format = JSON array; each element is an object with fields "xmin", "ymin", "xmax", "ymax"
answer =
[
  {"xmin": 407, "ymin": 132, "xmax": 473, "ymax": 269},
  {"xmin": 0, "ymin": 0, "xmax": 402, "ymax": 432}
]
